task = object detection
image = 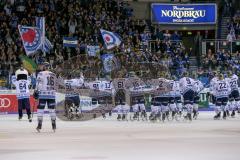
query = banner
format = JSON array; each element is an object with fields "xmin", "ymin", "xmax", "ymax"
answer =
[
  {"xmin": 0, "ymin": 95, "xmax": 37, "ymax": 113},
  {"xmin": 87, "ymin": 45, "xmax": 100, "ymax": 56},
  {"xmin": 63, "ymin": 37, "xmax": 78, "ymax": 48},
  {"xmin": 151, "ymin": 3, "xmax": 217, "ymax": 24}
]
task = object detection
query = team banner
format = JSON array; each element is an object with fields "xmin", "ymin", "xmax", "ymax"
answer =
[
  {"xmin": 151, "ymin": 3, "xmax": 217, "ymax": 24},
  {"xmin": 63, "ymin": 37, "xmax": 78, "ymax": 48},
  {"xmin": 86, "ymin": 45, "xmax": 100, "ymax": 56}
]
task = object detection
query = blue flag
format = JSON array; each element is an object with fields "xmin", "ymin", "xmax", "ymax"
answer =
[
  {"xmin": 63, "ymin": 37, "xmax": 78, "ymax": 48},
  {"xmin": 101, "ymin": 54, "xmax": 120, "ymax": 73},
  {"xmin": 100, "ymin": 29, "xmax": 122, "ymax": 50},
  {"xmin": 36, "ymin": 17, "xmax": 53, "ymax": 53}
]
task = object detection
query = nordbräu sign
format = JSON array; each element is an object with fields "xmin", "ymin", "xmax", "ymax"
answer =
[{"xmin": 151, "ymin": 3, "xmax": 217, "ymax": 24}]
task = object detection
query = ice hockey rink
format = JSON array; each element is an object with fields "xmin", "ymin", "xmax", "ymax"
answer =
[{"xmin": 1, "ymin": 112, "xmax": 240, "ymax": 160}]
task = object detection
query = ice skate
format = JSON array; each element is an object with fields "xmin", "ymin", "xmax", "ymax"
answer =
[
  {"xmin": 149, "ymin": 113, "xmax": 156, "ymax": 122},
  {"xmin": 93, "ymin": 113, "xmax": 97, "ymax": 119},
  {"xmin": 28, "ymin": 115, "xmax": 32, "ymax": 122},
  {"xmin": 214, "ymin": 113, "xmax": 221, "ymax": 120},
  {"xmin": 102, "ymin": 113, "xmax": 106, "ymax": 119},
  {"xmin": 226, "ymin": 110, "xmax": 230, "ymax": 117},
  {"xmin": 162, "ymin": 113, "xmax": 166, "ymax": 122},
  {"xmin": 36, "ymin": 121, "xmax": 42, "ymax": 133},
  {"xmin": 52, "ymin": 120, "xmax": 56, "ymax": 132},
  {"xmin": 140, "ymin": 111, "xmax": 147, "ymax": 121},
  {"xmin": 18, "ymin": 116, "xmax": 22, "ymax": 121},
  {"xmin": 149, "ymin": 113, "xmax": 154, "ymax": 121},
  {"xmin": 231, "ymin": 110, "xmax": 235, "ymax": 118},
  {"xmin": 166, "ymin": 111, "xmax": 170, "ymax": 120},
  {"xmin": 223, "ymin": 111, "xmax": 227, "ymax": 120},
  {"xmin": 117, "ymin": 114, "xmax": 121, "ymax": 121},
  {"xmin": 193, "ymin": 110, "xmax": 198, "ymax": 120},
  {"xmin": 132, "ymin": 113, "xmax": 137, "ymax": 120},
  {"xmin": 122, "ymin": 114, "xmax": 126, "ymax": 121},
  {"xmin": 172, "ymin": 111, "xmax": 176, "ymax": 119},
  {"xmin": 187, "ymin": 113, "xmax": 192, "ymax": 121}
]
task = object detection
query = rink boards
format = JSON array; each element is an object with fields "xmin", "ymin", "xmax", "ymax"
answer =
[{"xmin": 0, "ymin": 89, "xmax": 213, "ymax": 114}]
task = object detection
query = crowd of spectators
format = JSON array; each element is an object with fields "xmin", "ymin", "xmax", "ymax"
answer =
[
  {"xmin": 200, "ymin": 0, "xmax": 240, "ymax": 84},
  {"xmin": 1, "ymin": 0, "xmax": 239, "ymax": 89},
  {"xmin": 227, "ymin": 15, "xmax": 240, "ymax": 42},
  {"xmin": 0, "ymin": 0, "xmax": 192, "ymax": 88}
]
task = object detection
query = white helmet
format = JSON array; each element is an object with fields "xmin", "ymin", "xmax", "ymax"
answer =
[{"xmin": 15, "ymin": 68, "xmax": 28, "ymax": 80}]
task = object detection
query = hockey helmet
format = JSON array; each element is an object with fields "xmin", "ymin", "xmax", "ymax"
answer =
[
  {"xmin": 42, "ymin": 62, "xmax": 50, "ymax": 70},
  {"xmin": 15, "ymin": 68, "xmax": 28, "ymax": 80},
  {"xmin": 218, "ymin": 73, "xmax": 224, "ymax": 80},
  {"xmin": 182, "ymin": 71, "xmax": 189, "ymax": 77},
  {"xmin": 227, "ymin": 71, "xmax": 232, "ymax": 77}
]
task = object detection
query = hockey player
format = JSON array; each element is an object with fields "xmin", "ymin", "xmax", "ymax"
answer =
[
  {"xmin": 149, "ymin": 97, "xmax": 160, "ymax": 122},
  {"xmin": 212, "ymin": 73, "xmax": 231, "ymax": 120},
  {"xmin": 130, "ymin": 97, "xmax": 147, "ymax": 121},
  {"xmin": 12, "ymin": 66, "xmax": 32, "ymax": 122},
  {"xmin": 116, "ymin": 98, "xmax": 129, "ymax": 121},
  {"xmin": 35, "ymin": 62, "xmax": 58, "ymax": 132},
  {"xmin": 179, "ymin": 72, "xmax": 196, "ymax": 121},
  {"xmin": 99, "ymin": 80, "xmax": 113, "ymax": 118},
  {"xmin": 64, "ymin": 75, "xmax": 83, "ymax": 118},
  {"xmin": 166, "ymin": 76, "xmax": 178, "ymax": 120},
  {"xmin": 193, "ymin": 78, "xmax": 204, "ymax": 119},
  {"xmin": 173, "ymin": 78, "xmax": 182, "ymax": 117},
  {"xmin": 154, "ymin": 72, "xmax": 170, "ymax": 122},
  {"xmin": 131, "ymin": 97, "xmax": 140, "ymax": 121},
  {"xmin": 226, "ymin": 71, "xmax": 239, "ymax": 117},
  {"xmin": 209, "ymin": 71, "xmax": 218, "ymax": 113}
]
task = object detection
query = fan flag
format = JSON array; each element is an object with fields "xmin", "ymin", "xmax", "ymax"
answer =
[
  {"xmin": 18, "ymin": 17, "xmax": 53, "ymax": 55},
  {"xmin": 100, "ymin": 29, "xmax": 122, "ymax": 50},
  {"xmin": 18, "ymin": 25, "xmax": 42, "ymax": 56},
  {"xmin": 36, "ymin": 17, "xmax": 53, "ymax": 53}
]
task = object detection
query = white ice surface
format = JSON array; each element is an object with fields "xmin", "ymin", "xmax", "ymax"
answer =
[{"xmin": 0, "ymin": 112, "xmax": 240, "ymax": 160}]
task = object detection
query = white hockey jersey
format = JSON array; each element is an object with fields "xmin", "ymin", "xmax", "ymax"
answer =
[
  {"xmin": 213, "ymin": 79, "xmax": 231, "ymax": 98},
  {"xmin": 166, "ymin": 80, "xmax": 180, "ymax": 97},
  {"xmin": 210, "ymin": 77, "xmax": 218, "ymax": 95},
  {"xmin": 87, "ymin": 80, "xmax": 113, "ymax": 92},
  {"xmin": 36, "ymin": 71, "xmax": 57, "ymax": 99},
  {"xmin": 174, "ymin": 81, "xmax": 181, "ymax": 97},
  {"xmin": 226, "ymin": 74, "xmax": 239, "ymax": 91},
  {"xmin": 179, "ymin": 77, "xmax": 196, "ymax": 94},
  {"xmin": 156, "ymin": 78, "xmax": 170, "ymax": 97},
  {"xmin": 64, "ymin": 79, "xmax": 83, "ymax": 97},
  {"xmin": 12, "ymin": 79, "xmax": 31, "ymax": 99},
  {"xmin": 194, "ymin": 80, "xmax": 204, "ymax": 93}
]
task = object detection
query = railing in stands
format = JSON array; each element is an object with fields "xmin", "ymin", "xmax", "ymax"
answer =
[
  {"xmin": 201, "ymin": 39, "xmax": 240, "ymax": 54},
  {"xmin": 148, "ymin": 40, "xmax": 183, "ymax": 53}
]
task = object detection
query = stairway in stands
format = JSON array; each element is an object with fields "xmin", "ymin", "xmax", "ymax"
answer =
[
  {"xmin": 189, "ymin": 56, "xmax": 198, "ymax": 73},
  {"xmin": 219, "ymin": 16, "xmax": 231, "ymax": 50}
]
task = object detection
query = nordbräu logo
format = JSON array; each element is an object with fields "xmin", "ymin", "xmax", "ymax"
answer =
[{"xmin": 161, "ymin": 6, "xmax": 206, "ymax": 19}]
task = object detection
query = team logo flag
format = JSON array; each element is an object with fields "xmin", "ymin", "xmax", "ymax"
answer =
[
  {"xmin": 18, "ymin": 26, "xmax": 42, "ymax": 56},
  {"xmin": 100, "ymin": 29, "xmax": 122, "ymax": 50}
]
